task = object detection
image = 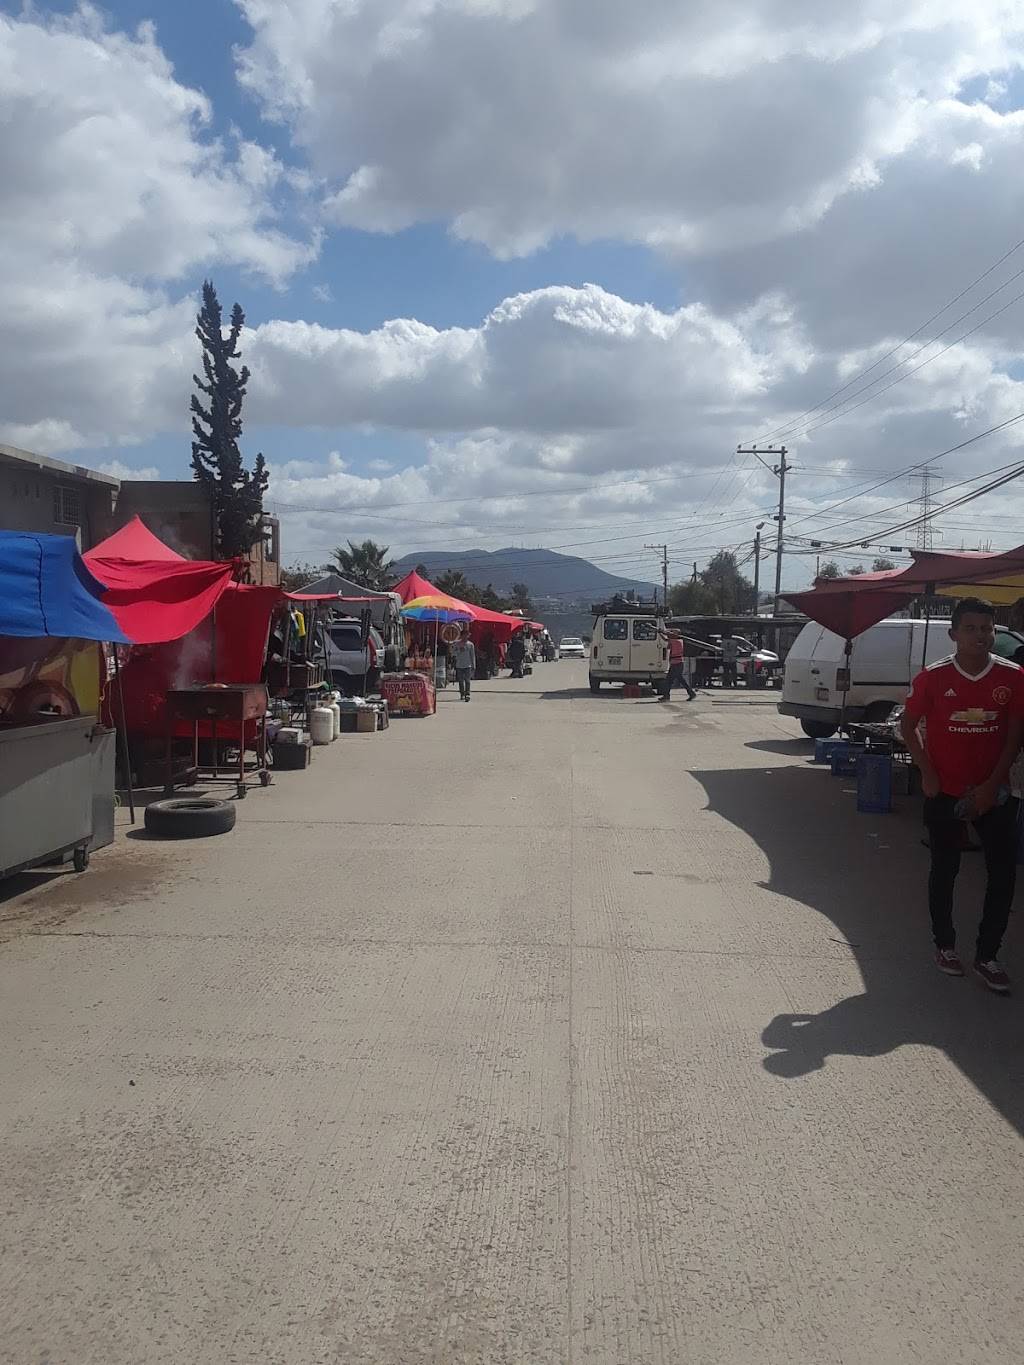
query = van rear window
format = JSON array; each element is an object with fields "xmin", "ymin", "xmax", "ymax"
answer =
[
  {"xmin": 632, "ymin": 620, "xmax": 658, "ymax": 641},
  {"xmin": 603, "ymin": 619, "xmax": 628, "ymax": 641}
]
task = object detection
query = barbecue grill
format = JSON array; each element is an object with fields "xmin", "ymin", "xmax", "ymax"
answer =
[{"xmin": 164, "ymin": 684, "xmax": 270, "ymax": 799}]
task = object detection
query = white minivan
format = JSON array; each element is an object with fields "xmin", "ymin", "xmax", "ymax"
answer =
[
  {"xmin": 779, "ymin": 617, "xmax": 1024, "ymax": 738},
  {"xmin": 589, "ymin": 608, "xmax": 669, "ymax": 692}
]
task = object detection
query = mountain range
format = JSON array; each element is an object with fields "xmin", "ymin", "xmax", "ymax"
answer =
[{"xmin": 392, "ymin": 547, "xmax": 658, "ymax": 607}]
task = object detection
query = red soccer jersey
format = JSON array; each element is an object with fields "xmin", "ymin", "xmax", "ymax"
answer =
[{"xmin": 904, "ymin": 654, "xmax": 1024, "ymax": 796}]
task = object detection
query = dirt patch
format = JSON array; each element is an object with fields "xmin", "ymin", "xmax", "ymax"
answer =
[{"xmin": 0, "ymin": 847, "xmax": 174, "ymax": 942}]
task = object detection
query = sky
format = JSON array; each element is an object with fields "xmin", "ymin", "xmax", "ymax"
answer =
[{"xmin": 4, "ymin": 1, "xmax": 1024, "ymax": 593}]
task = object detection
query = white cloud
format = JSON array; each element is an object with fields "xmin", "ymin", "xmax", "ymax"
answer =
[
  {"xmin": 245, "ymin": 283, "xmax": 803, "ymax": 445},
  {"xmin": 235, "ymin": 0, "xmax": 1024, "ymax": 258},
  {"xmin": 0, "ymin": 5, "xmax": 316, "ymax": 455},
  {"xmin": 95, "ymin": 459, "xmax": 161, "ymax": 481}
]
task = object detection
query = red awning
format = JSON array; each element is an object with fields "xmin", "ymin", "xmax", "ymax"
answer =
[{"xmin": 787, "ymin": 544, "xmax": 1024, "ymax": 640}]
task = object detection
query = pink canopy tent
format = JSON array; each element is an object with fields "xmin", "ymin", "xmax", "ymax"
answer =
[{"xmin": 786, "ymin": 545, "xmax": 1024, "ymax": 640}]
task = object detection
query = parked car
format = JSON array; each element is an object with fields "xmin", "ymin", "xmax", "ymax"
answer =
[
  {"xmin": 709, "ymin": 634, "xmax": 782, "ymax": 688},
  {"xmin": 779, "ymin": 617, "xmax": 1024, "ymax": 738},
  {"xmin": 589, "ymin": 604, "xmax": 669, "ymax": 692},
  {"xmin": 558, "ymin": 637, "xmax": 586, "ymax": 659},
  {"xmin": 324, "ymin": 617, "xmax": 384, "ymax": 695}
]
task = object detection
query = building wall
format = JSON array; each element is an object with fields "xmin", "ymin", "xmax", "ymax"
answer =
[
  {"xmin": 0, "ymin": 448, "xmax": 117, "ymax": 551},
  {"xmin": 109, "ymin": 482, "xmax": 281, "ymax": 586}
]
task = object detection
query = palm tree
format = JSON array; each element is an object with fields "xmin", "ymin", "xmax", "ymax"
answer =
[
  {"xmin": 435, "ymin": 569, "xmax": 476, "ymax": 601},
  {"xmin": 331, "ymin": 539, "xmax": 395, "ymax": 590}
]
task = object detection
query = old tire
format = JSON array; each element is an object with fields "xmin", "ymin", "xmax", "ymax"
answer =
[
  {"xmin": 144, "ymin": 797, "xmax": 236, "ymax": 839},
  {"xmin": 800, "ymin": 719, "xmax": 838, "ymax": 740},
  {"xmin": 863, "ymin": 701, "xmax": 894, "ymax": 723}
]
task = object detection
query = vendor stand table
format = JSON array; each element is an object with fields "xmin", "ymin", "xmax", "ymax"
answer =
[
  {"xmin": 164, "ymin": 684, "xmax": 270, "ymax": 799},
  {"xmin": 381, "ymin": 671, "xmax": 437, "ymax": 717}
]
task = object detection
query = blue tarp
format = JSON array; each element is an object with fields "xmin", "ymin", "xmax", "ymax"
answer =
[{"xmin": 0, "ymin": 531, "xmax": 129, "ymax": 642}]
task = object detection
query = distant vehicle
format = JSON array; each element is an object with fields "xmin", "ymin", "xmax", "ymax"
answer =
[
  {"xmin": 709, "ymin": 634, "xmax": 782, "ymax": 688},
  {"xmin": 558, "ymin": 637, "xmax": 586, "ymax": 659},
  {"xmin": 588, "ymin": 601, "xmax": 669, "ymax": 692},
  {"xmin": 780, "ymin": 618, "xmax": 1024, "ymax": 738},
  {"xmin": 324, "ymin": 617, "xmax": 384, "ymax": 695}
]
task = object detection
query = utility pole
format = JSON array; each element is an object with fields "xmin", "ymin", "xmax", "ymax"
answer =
[
  {"xmin": 645, "ymin": 543, "xmax": 669, "ymax": 608},
  {"xmin": 737, "ymin": 444, "xmax": 790, "ymax": 614},
  {"xmin": 752, "ymin": 522, "xmax": 765, "ymax": 613}
]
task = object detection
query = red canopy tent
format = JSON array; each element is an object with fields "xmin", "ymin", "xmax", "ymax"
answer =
[
  {"xmin": 84, "ymin": 516, "xmax": 237, "ymax": 645},
  {"xmin": 85, "ymin": 518, "xmax": 338, "ymax": 739},
  {"xmin": 786, "ymin": 545, "xmax": 1024, "ymax": 641},
  {"xmin": 391, "ymin": 569, "xmax": 541, "ymax": 638}
]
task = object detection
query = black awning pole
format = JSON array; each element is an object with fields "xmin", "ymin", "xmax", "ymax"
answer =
[{"xmin": 921, "ymin": 582, "xmax": 935, "ymax": 669}]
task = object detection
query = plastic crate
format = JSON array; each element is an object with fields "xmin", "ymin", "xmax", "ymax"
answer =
[
  {"xmin": 830, "ymin": 744, "xmax": 864, "ymax": 777},
  {"xmin": 814, "ymin": 737, "xmax": 848, "ymax": 765},
  {"xmin": 856, "ymin": 752, "xmax": 892, "ymax": 813}
]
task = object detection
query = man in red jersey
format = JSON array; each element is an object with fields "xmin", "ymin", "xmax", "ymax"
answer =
[{"xmin": 900, "ymin": 597, "xmax": 1024, "ymax": 992}]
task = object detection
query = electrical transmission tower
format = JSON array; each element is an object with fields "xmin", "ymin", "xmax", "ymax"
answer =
[{"xmin": 912, "ymin": 464, "xmax": 942, "ymax": 550}]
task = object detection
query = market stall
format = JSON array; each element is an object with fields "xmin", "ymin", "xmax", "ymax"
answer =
[
  {"xmin": 84, "ymin": 518, "xmax": 341, "ymax": 789},
  {"xmin": 786, "ymin": 544, "xmax": 1024, "ymax": 811},
  {"xmin": 0, "ymin": 531, "xmax": 129, "ymax": 879}
]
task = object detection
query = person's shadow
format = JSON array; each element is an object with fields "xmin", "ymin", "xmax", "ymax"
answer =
[{"xmin": 693, "ymin": 764, "xmax": 1024, "ymax": 1134}]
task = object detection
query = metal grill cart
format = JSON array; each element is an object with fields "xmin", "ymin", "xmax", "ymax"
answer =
[{"xmin": 164, "ymin": 683, "xmax": 270, "ymax": 799}]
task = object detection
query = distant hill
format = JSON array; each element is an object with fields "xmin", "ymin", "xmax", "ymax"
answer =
[{"xmin": 392, "ymin": 547, "xmax": 658, "ymax": 608}]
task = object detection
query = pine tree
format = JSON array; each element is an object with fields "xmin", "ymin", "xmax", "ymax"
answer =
[{"xmin": 190, "ymin": 280, "xmax": 269, "ymax": 560}]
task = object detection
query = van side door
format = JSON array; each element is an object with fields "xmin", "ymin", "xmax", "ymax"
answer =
[
  {"xmin": 597, "ymin": 617, "xmax": 629, "ymax": 673},
  {"xmin": 630, "ymin": 617, "xmax": 666, "ymax": 675}
]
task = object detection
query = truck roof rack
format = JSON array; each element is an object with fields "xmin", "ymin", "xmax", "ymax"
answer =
[{"xmin": 590, "ymin": 595, "xmax": 662, "ymax": 617}]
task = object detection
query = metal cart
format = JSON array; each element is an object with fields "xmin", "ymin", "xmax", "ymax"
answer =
[{"xmin": 164, "ymin": 684, "xmax": 271, "ymax": 799}]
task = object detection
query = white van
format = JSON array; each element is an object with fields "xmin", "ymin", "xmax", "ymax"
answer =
[
  {"xmin": 779, "ymin": 618, "xmax": 1024, "ymax": 738},
  {"xmin": 589, "ymin": 608, "xmax": 669, "ymax": 692}
]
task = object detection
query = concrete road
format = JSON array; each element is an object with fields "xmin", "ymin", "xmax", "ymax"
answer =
[{"xmin": 2, "ymin": 662, "xmax": 1024, "ymax": 1363}]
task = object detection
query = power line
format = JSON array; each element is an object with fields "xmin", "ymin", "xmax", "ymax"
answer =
[
  {"xmin": 783, "ymin": 409, "xmax": 1024, "ymax": 536},
  {"xmin": 750, "ymin": 231, "xmax": 1024, "ymax": 444}
]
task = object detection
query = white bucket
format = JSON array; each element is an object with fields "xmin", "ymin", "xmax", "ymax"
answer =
[{"xmin": 310, "ymin": 705, "xmax": 334, "ymax": 746}]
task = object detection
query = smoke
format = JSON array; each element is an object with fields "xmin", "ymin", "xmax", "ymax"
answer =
[{"xmin": 169, "ymin": 630, "xmax": 210, "ymax": 691}]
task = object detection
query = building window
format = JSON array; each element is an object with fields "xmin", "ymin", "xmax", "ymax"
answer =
[{"xmin": 53, "ymin": 485, "xmax": 82, "ymax": 526}]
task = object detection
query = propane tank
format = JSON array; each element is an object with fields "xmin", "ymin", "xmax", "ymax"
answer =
[
  {"xmin": 310, "ymin": 705, "xmax": 334, "ymax": 746},
  {"xmin": 327, "ymin": 692, "xmax": 341, "ymax": 739}
]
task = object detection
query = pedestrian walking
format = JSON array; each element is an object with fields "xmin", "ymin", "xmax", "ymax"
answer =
[
  {"xmin": 900, "ymin": 596, "xmax": 1024, "ymax": 993},
  {"xmin": 720, "ymin": 629, "xmax": 739, "ymax": 688},
  {"xmin": 453, "ymin": 631, "xmax": 476, "ymax": 702},
  {"xmin": 658, "ymin": 629, "xmax": 697, "ymax": 701},
  {"xmin": 506, "ymin": 631, "xmax": 526, "ymax": 678}
]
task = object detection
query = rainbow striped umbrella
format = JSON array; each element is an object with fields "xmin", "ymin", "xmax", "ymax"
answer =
[{"xmin": 401, "ymin": 594, "xmax": 474, "ymax": 624}]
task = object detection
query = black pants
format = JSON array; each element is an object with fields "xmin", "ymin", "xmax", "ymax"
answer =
[
  {"xmin": 924, "ymin": 793, "xmax": 1019, "ymax": 960},
  {"xmin": 664, "ymin": 662, "xmax": 696, "ymax": 699},
  {"xmin": 457, "ymin": 668, "xmax": 471, "ymax": 699},
  {"xmin": 722, "ymin": 663, "xmax": 737, "ymax": 688}
]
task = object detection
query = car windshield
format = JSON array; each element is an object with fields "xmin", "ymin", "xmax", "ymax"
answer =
[
  {"xmin": 562, "ymin": 638, "xmax": 582, "ymax": 646},
  {"xmin": 330, "ymin": 627, "xmax": 362, "ymax": 649}
]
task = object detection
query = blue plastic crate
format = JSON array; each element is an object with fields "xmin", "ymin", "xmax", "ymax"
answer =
[
  {"xmin": 856, "ymin": 752, "xmax": 892, "ymax": 813},
  {"xmin": 830, "ymin": 744, "xmax": 864, "ymax": 777},
  {"xmin": 814, "ymin": 737, "xmax": 848, "ymax": 765}
]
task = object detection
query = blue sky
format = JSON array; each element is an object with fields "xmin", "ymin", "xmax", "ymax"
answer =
[{"xmin": 4, "ymin": 1, "xmax": 1024, "ymax": 582}]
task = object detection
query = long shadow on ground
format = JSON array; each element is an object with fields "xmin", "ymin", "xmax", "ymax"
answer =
[{"xmin": 692, "ymin": 762, "xmax": 1024, "ymax": 1138}]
